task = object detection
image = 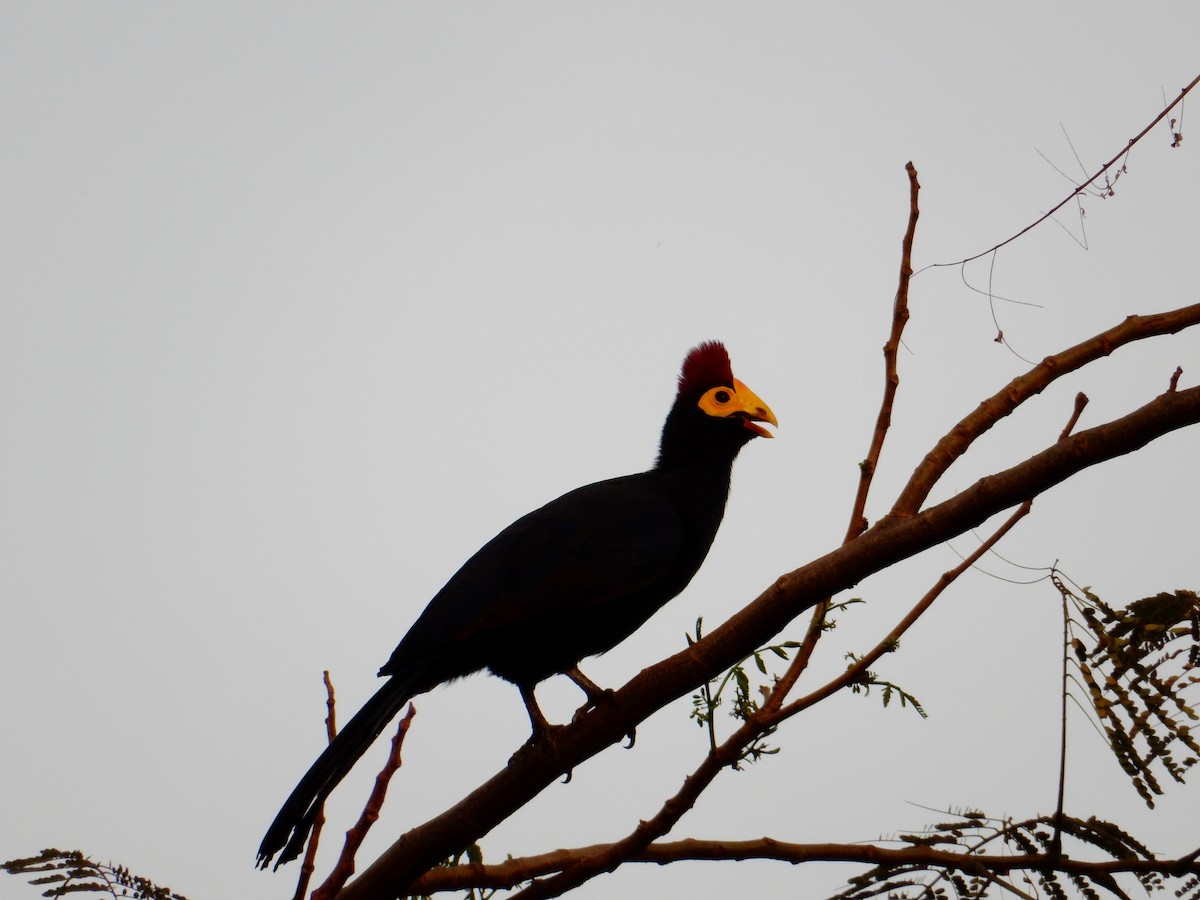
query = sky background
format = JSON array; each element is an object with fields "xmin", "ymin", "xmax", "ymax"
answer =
[{"xmin": 3, "ymin": 5, "xmax": 1199, "ymax": 899}]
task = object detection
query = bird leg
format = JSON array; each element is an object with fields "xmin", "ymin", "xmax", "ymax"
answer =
[
  {"xmin": 518, "ymin": 683, "xmax": 556, "ymax": 742},
  {"xmin": 511, "ymin": 684, "xmax": 575, "ymax": 776},
  {"xmin": 565, "ymin": 665, "xmax": 611, "ymax": 707},
  {"xmin": 566, "ymin": 666, "xmax": 636, "ymax": 748}
]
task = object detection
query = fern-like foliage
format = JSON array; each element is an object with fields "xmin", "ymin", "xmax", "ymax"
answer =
[
  {"xmin": 686, "ymin": 597, "xmax": 926, "ymax": 766},
  {"xmin": 2, "ymin": 849, "xmax": 188, "ymax": 900},
  {"xmin": 844, "ymin": 650, "xmax": 928, "ymax": 719},
  {"xmin": 830, "ymin": 811, "xmax": 1183, "ymax": 900},
  {"xmin": 1059, "ymin": 582, "xmax": 1200, "ymax": 806},
  {"xmin": 686, "ymin": 616, "xmax": 799, "ymax": 767},
  {"xmin": 832, "ymin": 584, "xmax": 1200, "ymax": 900}
]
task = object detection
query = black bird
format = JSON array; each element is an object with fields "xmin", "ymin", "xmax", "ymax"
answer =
[{"xmin": 257, "ymin": 340, "xmax": 776, "ymax": 869}]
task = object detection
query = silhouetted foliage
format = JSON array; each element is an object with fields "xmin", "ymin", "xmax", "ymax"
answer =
[
  {"xmin": 1062, "ymin": 581, "xmax": 1200, "ymax": 805},
  {"xmin": 2, "ymin": 849, "xmax": 188, "ymax": 900}
]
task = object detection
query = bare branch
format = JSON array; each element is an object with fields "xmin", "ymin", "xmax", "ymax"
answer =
[
  {"xmin": 1050, "ymin": 395, "xmax": 1089, "ymax": 859},
  {"xmin": 765, "ymin": 163, "xmax": 924, "ymax": 717},
  {"xmin": 292, "ymin": 672, "xmax": 340, "ymax": 900},
  {"xmin": 930, "ymin": 72, "xmax": 1200, "ymax": 268},
  {"xmin": 848, "ymin": 161, "xmax": 921, "ymax": 542},
  {"xmin": 780, "ymin": 498, "xmax": 1032, "ymax": 722},
  {"xmin": 408, "ymin": 838, "xmax": 1200, "ymax": 894},
  {"xmin": 1059, "ymin": 392, "xmax": 1089, "ymax": 442},
  {"xmin": 316, "ymin": 705, "xmax": 416, "ymax": 900},
  {"xmin": 507, "ymin": 746, "xmax": 736, "ymax": 900},
  {"xmin": 892, "ymin": 303, "xmax": 1200, "ymax": 517}
]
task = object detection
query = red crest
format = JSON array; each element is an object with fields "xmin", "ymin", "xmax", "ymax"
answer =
[{"xmin": 677, "ymin": 341, "xmax": 734, "ymax": 396}]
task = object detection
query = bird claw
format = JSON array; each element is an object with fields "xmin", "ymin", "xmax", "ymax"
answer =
[
  {"xmin": 567, "ymin": 686, "xmax": 634, "ymax": 748},
  {"xmin": 570, "ymin": 687, "xmax": 617, "ymax": 724},
  {"xmin": 506, "ymin": 726, "xmax": 575, "ymax": 785},
  {"xmin": 507, "ymin": 720, "xmax": 565, "ymax": 766}
]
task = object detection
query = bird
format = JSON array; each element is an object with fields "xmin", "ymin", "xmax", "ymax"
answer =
[{"xmin": 257, "ymin": 340, "xmax": 776, "ymax": 870}]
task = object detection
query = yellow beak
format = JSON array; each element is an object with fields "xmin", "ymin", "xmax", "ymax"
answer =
[{"xmin": 732, "ymin": 378, "xmax": 778, "ymax": 438}]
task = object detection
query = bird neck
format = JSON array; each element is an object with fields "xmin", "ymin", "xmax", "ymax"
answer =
[
  {"xmin": 654, "ymin": 402, "xmax": 752, "ymax": 473},
  {"xmin": 650, "ymin": 449, "xmax": 734, "ymax": 547}
]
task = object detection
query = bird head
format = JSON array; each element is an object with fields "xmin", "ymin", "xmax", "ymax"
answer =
[{"xmin": 657, "ymin": 341, "xmax": 777, "ymax": 467}]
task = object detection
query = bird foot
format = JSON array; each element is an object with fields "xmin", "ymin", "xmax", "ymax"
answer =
[
  {"xmin": 569, "ymin": 688, "xmax": 636, "ymax": 748},
  {"xmin": 507, "ymin": 720, "xmax": 564, "ymax": 767},
  {"xmin": 570, "ymin": 687, "xmax": 617, "ymax": 723},
  {"xmin": 507, "ymin": 725, "xmax": 576, "ymax": 783}
]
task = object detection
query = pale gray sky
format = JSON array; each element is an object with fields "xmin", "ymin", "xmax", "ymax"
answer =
[{"xmin": 3, "ymin": 6, "xmax": 1198, "ymax": 898}]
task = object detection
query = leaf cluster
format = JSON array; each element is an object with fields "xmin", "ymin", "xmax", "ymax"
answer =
[
  {"xmin": 844, "ymin": 650, "xmax": 928, "ymax": 719},
  {"xmin": 829, "ymin": 585, "xmax": 1200, "ymax": 900},
  {"xmin": 2, "ymin": 849, "xmax": 188, "ymax": 900},
  {"xmin": 1063, "ymin": 584, "xmax": 1200, "ymax": 805},
  {"xmin": 685, "ymin": 616, "xmax": 799, "ymax": 767},
  {"xmin": 831, "ymin": 811, "xmax": 1177, "ymax": 900}
]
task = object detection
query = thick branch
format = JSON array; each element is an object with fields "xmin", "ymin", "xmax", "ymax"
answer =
[
  {"xmin": 335, "ymin": 377, "xmax": 1200, "ymax": 900},
  {"xmin": 891, "ymin": 302, "xmax": 1200, "ymax": 516},
  {"xmin": 409, "ymin": 838, "xmax": 1200, "ymax": 893}
]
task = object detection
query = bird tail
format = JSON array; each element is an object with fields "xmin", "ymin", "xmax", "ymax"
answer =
[{"xmin": 257, "ymin": 675, "xmax": 419, "ymax": 870}]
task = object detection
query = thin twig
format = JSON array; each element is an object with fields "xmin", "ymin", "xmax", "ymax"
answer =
[
  {"xmin": 292, "ymin": 671, "xmax": 339, "ymax": 900},
  {"xmin": 1059, "ymin": 392, "xmax": 1089, "ymax": 442},
  {"xmin": 1050, "ymin": 395, "xmax": 1088, "ymax": 860},
  {"xmin": 1052, "ymin": 576, "xmax": 1070, "ymax": 862},
  {"xmin": 929, "ymin": 73, "xmax": 1200, "ymax": 269},
  {"xmin": 779, "ymin": 498, "xmax": 1032, "ymax": 720},
  {"xmin": 313, "ymin": 705, "xmax": 416, "ymax": 900},
  {"xmin": 508, "ymin": 700, "xmax": 774, "ymax": 899},
  {"xmin": 847, "ymin": 161, "xmax": 921, "ymax": 541},
  {"xmin": 771, "ymin": 162, "xmax": 923, "ymax": 711}
]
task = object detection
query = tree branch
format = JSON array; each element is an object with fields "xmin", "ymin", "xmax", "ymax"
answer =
[
  {"xmin": 772, "ymin": 160, "xmax": 921, "ymax": 730},
  {"xmin": 335, "ymin": 366, "xmax": 1200, "ymax": 900},
  {"xmin": 407, "ymin": 837, "xmax": 1200, "ymax": 894},
  {"xmin": 779, "ymin": 497, "xmax": 1032, "ymax": 722},
  {"xmin": 930, "ymin": 72, "xmax": 1200, "ymax": 268},
  {"xmin": 316, "ymin": 706, "xmax": 416, "ymax": 900},
  {"xmin": 291, "ymin": 672, "xmax": 340, "ymax": 900},
  {"xmin": 891, "ymin": 302, "xmax": 1200, "ymax": 517},
  {"xmin": 847, "ymin": 160, "xmax": 920, "ymax": 542}
]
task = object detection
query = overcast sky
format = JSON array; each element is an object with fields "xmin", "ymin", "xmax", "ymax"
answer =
[{"xmin": 3, "ymin": 5, "xmax": 1199, "ymax": 899}]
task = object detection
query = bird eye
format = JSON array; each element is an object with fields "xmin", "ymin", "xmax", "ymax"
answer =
[{"xmin": 714, "ymin": 389, "xmax": 731, "ymax": 404}]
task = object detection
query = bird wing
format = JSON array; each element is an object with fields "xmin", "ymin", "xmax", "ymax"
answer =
[{"xmin": 380, "ymin": 471, "xmax": 684, "ymax": 676}]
